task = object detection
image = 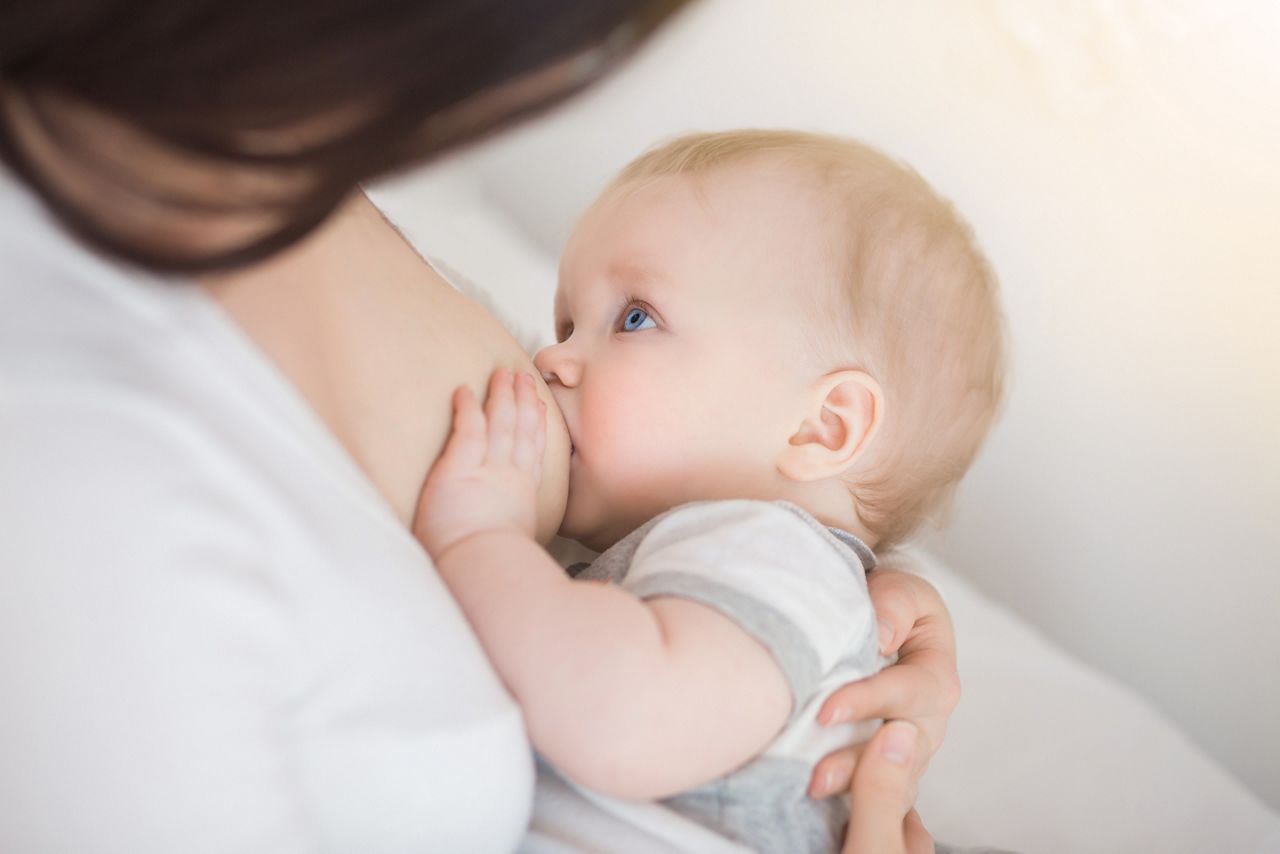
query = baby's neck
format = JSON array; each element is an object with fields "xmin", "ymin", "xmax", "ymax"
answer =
[
  {"xmin": 775, "ymin": 480, "xmax": 880, "ymax": 552},
  {"xmin": 584, "ymin": 481, "xmax": 879, "ymax": 556}
]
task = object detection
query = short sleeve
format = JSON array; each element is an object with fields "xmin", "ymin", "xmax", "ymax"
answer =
[{"xmin": 620, "ymin": 501, "xmax": 877, "ymax": 708}]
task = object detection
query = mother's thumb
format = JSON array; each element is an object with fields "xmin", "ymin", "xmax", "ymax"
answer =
[{"xmin": 843, "ymin": 721, "xmax": 921, "ymax": 854}]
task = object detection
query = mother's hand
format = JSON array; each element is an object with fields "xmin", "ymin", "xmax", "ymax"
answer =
[
  {"xmin": 808, "ymin": 567, "xmax": 960, "ymax": 798},
  {"xmin": 842, "ymin": 722, "xmax": 935, "ymax": 854}
]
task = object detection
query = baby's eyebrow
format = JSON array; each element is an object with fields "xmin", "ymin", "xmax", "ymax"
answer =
[
  {"xmin": 608, "ymin": 259, "xmax": 668, "ymax": 288},
  {"xmin": 552, "ymin": 259, "xmax": 668, "ymax": 335}
]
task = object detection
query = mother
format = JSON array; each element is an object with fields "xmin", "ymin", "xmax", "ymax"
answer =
[{"xmin": 0, "ymin": 2, "xmax": 957, "ymax": 851}]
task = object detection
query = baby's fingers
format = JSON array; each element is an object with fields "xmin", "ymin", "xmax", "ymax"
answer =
[
  {"xmin": 485, "ymin": 367, "xmax": 517, "ymax": 463},
  {"xmin": 438, "ymin": 385, "xmax": 487, "ymax": 471},
  {"xmin": 533, "ymin": 399, "xmax": 547, "ymax": 483},
  {"xmin": 511, "ymin": 373, "xmax": 542, "ymax": 473}
]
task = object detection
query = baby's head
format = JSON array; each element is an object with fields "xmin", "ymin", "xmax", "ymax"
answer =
[{"xmin": 535, "ymin": 130, "xmax": 1004, "ymax": 552}]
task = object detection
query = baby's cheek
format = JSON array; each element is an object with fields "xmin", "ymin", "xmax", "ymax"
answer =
[
  {"xmin": 581, "ymin": 403, "xmax": 635, "ymax": 464},
  {"xmin": 591, "ymin": 371, "xmax": 675, "ymax": 450},
  {"xmin": 597, "ymin": 391, "xmax": 693, "ymax": 479}
]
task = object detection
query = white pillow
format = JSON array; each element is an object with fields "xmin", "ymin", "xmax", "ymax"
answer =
[
  {"xmin": 365, "ymin": 171, "xmax": 558, "ymax": 356},
  {"xmin": 911, "ymin": 551, "xmax": 1280, "ymax": 854}
]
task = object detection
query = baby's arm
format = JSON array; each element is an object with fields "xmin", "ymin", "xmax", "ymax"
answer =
[{"xmin": 415, "ymin": 370, "xmax": 791, "ymax": 800}]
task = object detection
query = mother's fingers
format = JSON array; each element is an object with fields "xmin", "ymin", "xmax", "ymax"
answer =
[
  {"xmin": 821, "ymin": 662, "xmax": 920, "ymax": 723},
  {"xmin": 808, "ymin": 716, "xmax": 935, "ymax": 799},
  {"xmin": 808, "ymin": 741, "xmax": 864, "ymax": 798},
  {"xmin": 867, "ymin": 569, "xmax": 952, "ymax": 655},
  {"xmin": 903, "ymin": 809, "xmax": 935, "ymax": 854},
  {"xmin": 818, "ymin": 662, "xmax": 954, "ymax": 753},
  {"xmin": 841, "ymin": 721, "xmax": 922, "ymax": 854}
]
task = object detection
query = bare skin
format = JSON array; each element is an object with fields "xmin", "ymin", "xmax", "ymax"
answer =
[{"xmin": 201, "ymin": 191, "xmax": 572, "ymax": 543}]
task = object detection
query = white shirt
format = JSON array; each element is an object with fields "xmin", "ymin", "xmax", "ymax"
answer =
[{"xmin": 0, "ymin": 177, "xmax": 533, "ymax": 853}]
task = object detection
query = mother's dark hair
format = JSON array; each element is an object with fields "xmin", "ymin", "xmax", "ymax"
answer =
[{"xmin": 0, "ymin": 0, "xmax": 687, "ymax": 272}]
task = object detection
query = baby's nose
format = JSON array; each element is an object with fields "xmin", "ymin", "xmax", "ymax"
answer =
[{"xmin": 533, "ymin": 343, "xmax": 581, "ymax": 388}]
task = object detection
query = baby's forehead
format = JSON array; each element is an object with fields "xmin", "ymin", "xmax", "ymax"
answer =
[
  {"xmin": 606, "ymin": 157, "xmax": 825, "ymax": 215},
  {"xmin": 554, "ymin": 256, "xmax": 666, "ymax": 302},
  {"xmin": 579, "ymin": 164, "xmax": 835, "ymax": 260},
  {"xmin": 558, "ymin": 160, "xmax": 843, "ymax": 309}
]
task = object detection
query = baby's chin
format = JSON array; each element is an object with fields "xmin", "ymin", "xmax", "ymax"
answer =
[
  {"xmin": 557, "ymin": 505, "xmax": 647, "ymax": 555},
  {"xmin": 554, "ymin": 508, "xmax": 607, "ymax": 554},
  {"xmin": 553, "ymin": 519, "xmax": 594, "ymax": 552},
  {"xmin": 567, "ymin": 532, "xmax": 614, "ymax": 555}
]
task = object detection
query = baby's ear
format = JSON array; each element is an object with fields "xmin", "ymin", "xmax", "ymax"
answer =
[{"xmin": 776, "ymin": 370, "xmax": 883, "ymax": 482}]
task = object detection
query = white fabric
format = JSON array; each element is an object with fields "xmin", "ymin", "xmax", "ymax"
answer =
[
  {"xmin": 365, "ymin": 174, "xmax": 558, "ymax": 356},
  {"xmin": 0, "ymin": 178, "xmax": 534, "ymax": 854},
  {"xmin": 911, "ymin": 551, "xmax": 1280, "ymax": 854}
]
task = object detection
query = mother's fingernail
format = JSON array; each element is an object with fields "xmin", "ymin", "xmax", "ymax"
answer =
[
  {"xmin": 877, "ymin": 619, "xmax": 894, "ymax": 653},
  {"xmin": 824, "ymin": 707, "xmax": 849, "ymax": 725},
  {"xmin": 816, "ymin": 761, "xmax": 850, "ymax": 797},
  {"xmin": 880, "ymin": 721, "xmax": 918, "ymax": 766}
]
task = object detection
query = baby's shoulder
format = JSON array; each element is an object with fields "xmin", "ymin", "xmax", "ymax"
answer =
[{"xmin": 620, "ymin": 500, "xmax": 878, "ymax": 681}]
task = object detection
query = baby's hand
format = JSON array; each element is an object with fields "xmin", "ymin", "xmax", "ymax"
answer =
[{"xmin": 415, "ymin": 368, "xmax": 547, "ymax": 559}]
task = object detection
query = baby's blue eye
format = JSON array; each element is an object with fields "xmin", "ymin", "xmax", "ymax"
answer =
[{"xmin": 620, "ymin": 306, "xmax": 656, "ymax": 332}]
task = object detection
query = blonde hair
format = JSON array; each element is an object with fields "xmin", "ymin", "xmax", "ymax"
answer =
[{"xmin": 615, "ymin": 129, "xmax": 1007, "ymax": 549}]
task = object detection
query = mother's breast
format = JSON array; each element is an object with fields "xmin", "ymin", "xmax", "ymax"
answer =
[
  {"xmin": 202, "ymin": 190, "xmax": 571, "ymax": 542},
  {"xmin": 340, "ymin": 193, "xmax": 571, "ymax": 541},
  {"xmin": 398, "ymin": 278, "xmax": 572, "ymax": 543}
]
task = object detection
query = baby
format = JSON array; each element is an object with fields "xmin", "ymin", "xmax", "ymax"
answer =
[{"xmin": 416, "ymin": 130, "xmax": 1005, "ymax": 852}]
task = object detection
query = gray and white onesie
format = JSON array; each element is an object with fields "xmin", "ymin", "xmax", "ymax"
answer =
[{"xmin": 561, "ymin": 498, "xmax": 885, "ymax": 853}]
